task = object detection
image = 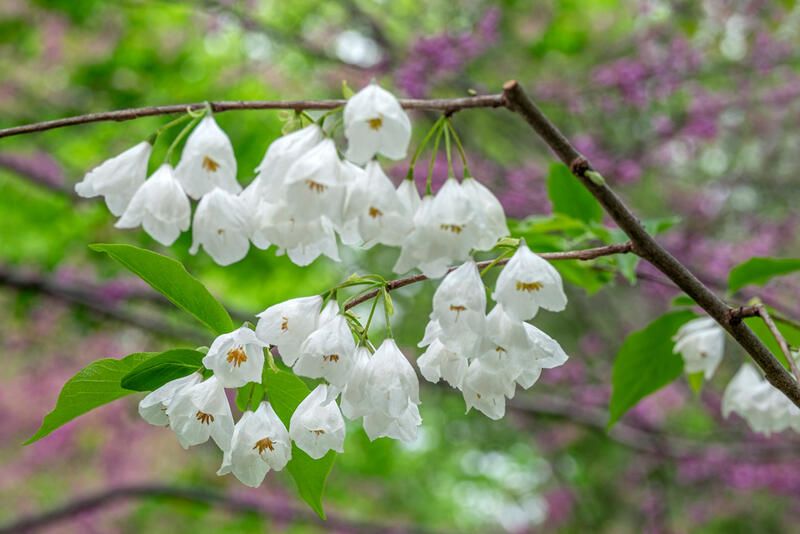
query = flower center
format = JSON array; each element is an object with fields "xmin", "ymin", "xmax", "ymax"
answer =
[
  {"xmin": 323, "ymin": 354, "xmax": 340, "ymax": 363},
  {"xmin": 253, "ymin": 437, "xmax": 275, "ymax": 454},
  {"xmin": 368, "ymin": 117, "xmax": 383, "ymax": 130},
  {"xmin": 226, "ymin": 346, "xmax": 248, "ymax": 367},
  {"xmin": 495, "ymin": 346, "xmax": 507, "ymax": 353},
  {"xmin": 449, "ymin": 304, "xmax": 466, "ymax": 320},
  {"xmin": 306, "ymin": 180, "xmax": 327, "ymax": 193},
  {"xmin": 195, "ymin": 411, "xmax": 214, "ymax": 425},
  {"xmin": 516, "ymin": 281, "xmax": 544, "ymax": 292},
  {"xmin": 202, "ymin": 156, "xmax": 220, "ymax": 172},
  {"xmin": 368, "ymin": 206, "xmax": 383, "ymax": 218},
  {"xmin": 311, "ymin": 429, "xmax": 326, "ymax": 436},
  {"xmin": 440, "ymin": 223, "xmax": 464, "ymax": 234},
  {"xmin": 280, "ymin": 316, "xmax": 289, "ymax": 332}
]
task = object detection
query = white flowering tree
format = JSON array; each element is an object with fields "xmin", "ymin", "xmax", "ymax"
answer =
[{"xmin": 7, "ymin": 80, "xmax": 800, "ymax": 519}]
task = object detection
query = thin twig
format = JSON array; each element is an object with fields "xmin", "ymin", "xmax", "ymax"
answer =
[
  {"xmin": 755, "ymin": 305, "xmax": 800, "ymax": 383},
  {"xmin": 344, "ymin": 242, "xmax": 633, "ymax": 310},
  {"xmin": 500, "ymin": 79, "xmax": 800, "ymax": 408},
  {"xmin": 0, "ymin": 95, "xmax": 506, "ymax": 139}
]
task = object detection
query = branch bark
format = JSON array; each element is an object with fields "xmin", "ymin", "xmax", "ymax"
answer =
[
  {"xmin": 501, "ymin": 80, "xmax": 800, "ymax": 407},
  {"xmin": 0, "ymin": 95, "xmax": 505, "ymax": 139},
  {"xmin": 344, "ymin": 242, "xmax": 633, "ymax": 310}
]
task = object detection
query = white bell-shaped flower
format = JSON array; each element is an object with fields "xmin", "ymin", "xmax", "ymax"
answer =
[
  {"xmin": 138, "ymin": 372, "xmax": 202, "ymax": 426},
  {"xmin": 417, "ymin": 338, "xmax": 468, "ymax": 389},
  {"xmin": 175, "ymin": 115, "xmax": 240, "ymax": 199},
  {"xmin": 284, "ymin": 138, "xmax": 346, "ymax": 224},
  {"xmin": 343, "ymin": 82, "xmax": 411, "ymax": 165},
  {"xmin": 366, "ymin": 339, "xmax": 420, "ymax": 418},
  {"xmin": 189, "ymin": 187, "xmax": 250, "ymax": 265},
  {"xmin": 396, "ymin": 178, "xmax": 421, "ymax": 214},
  {"xmin": 217, "ymin": 402, "xmax": 292, "ymax": 487},
  {"xmin": 251, "ymin": 201, "xmax": 340, "ymax": 266},
  {"xmin": 722, "ymin": 364, "xmax": 800, "ymax": 435},
  {"xmin": 166, "ymin": 376, "xmax": 234, "ymax": 450},
  {"xmin": 672, "ymin": 317, "xmax": 725, "ymax": 379},
  {"xmin": 355, "ymin": 161, "xmax": 414, "ymax": 247},
  {"xmin": 493, "ymin": 241, "xmax": 567, "ymax": 321},
  {"xmin": 289, "ymin": 384, "xmax": 345, "ymax": 459},
  {"xmin": 363, "ymin": 402, "xmax": 422, "ymax": 442},
  {"xmin": 255, "ymin": 124, "xmax": 324, "ymax": 200},
  {"xmin": 461, "ymin": 352, "xmax": 518, "ymax": 420},
  {"xmin": 337, "ymin": 161, "xmax": 369, "ymax": 246},
  {"xmin": 462, "ymin": 177, "xmax": 509, "ymax": 250},
  {"xmin": 202, "ymin": 327, "xmax": 266, "ymax": 388},
  {"xmin": 294, "ymin": 313, "xmax": 357, "ymax": 389},
  {"xmin": 393, "ymin": 179, "xmax": 479, "ymax": 278},
  {"xmin": 340, "ymin": 347, "xmax": 372, "ymax": 419},
  {"xmin": 116, "ymin": 164, "xmax": 191, "ymax": 246},
  {"xmin": 75, "ymin": 141, "xmax": 152, "ymax": 216},
  {"xmin": 430, "ymin": 260, "xmax": 487, "ymax": 351},
  {"xmin": 255, "ymin": 295, "xmax": 323, "ymax": 366}
]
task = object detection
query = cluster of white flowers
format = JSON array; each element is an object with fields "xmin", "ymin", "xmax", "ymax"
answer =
[
  {"xmin": 75, "ymin": 82, "xmax": 509, "ymax": 273},
  {"xmin": 722, "ymin": 363, "xmax": 800, "ymax": 435},
  {"xmin": 672, "ymin": 317, "xmax": 726, "ymax": 379},
  {"xmin": 419, "ymin": 243, "xmax": 569, "ymax": 419}
]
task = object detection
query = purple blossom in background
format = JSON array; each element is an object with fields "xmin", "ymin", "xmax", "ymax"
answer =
[{"xmin": 395, "ymin": 8, "xmax": 500, "ymax": 97}]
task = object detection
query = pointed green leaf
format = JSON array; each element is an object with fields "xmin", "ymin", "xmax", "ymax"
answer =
[
  {"xmin": 728, "ymin": 257, "xmax": 800, "ymax": 294},
  {"xmin": 546, "ymin": 163, "xmax": 603, "ymax": 223},
  {"xmin": 264, "ymin": 368, "xmax": 335, "ymax": 519},
  {"xmin": 235, "ymin": 382, "xmax": 266, "ymax": 412},
  {"xmin": 90, "ymin": 243, "xmax": 233, "ymax": 335},
  {"xmin": 26, "ymin": 352, "xmax": 155, "ymax": 444},
  {"xmin": 609, "ymin": 311, "xmax": 696, "ymax": 427},
  {"xmin": 120, "ymin": 349, "xmax": 205, "ymax": 391}
]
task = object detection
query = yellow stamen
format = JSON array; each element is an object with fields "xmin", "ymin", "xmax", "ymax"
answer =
[
  {"xmin": 280, "ymin": 316, "xmax": 289, "ymax": 332},
  {"xmin": 495, "ymin": 346, "xmax": 507, "ymax": 353},
  {"xmin": 306, "ymin": 180, "xmax": 327, "ymax": 193},
  {"xmin": 195, "ymin": 411, "xmax": 214, "ymax": 425},
  {"xmin": 516, "ymin": 281, "xmax": 544, "ymax": 292},
  {"xmin": 368, "ymin": 117, "xmax": 383, "ymax": 130},
  {"xmin": 450, "ymin": 304, "xmax": 466, "ymax": 320},
  {"xmin": 202, "ymin": 156, "xmax": 220, "ymax": 172},
  {"xmin": 323, "ymin": 354, "xmax": 340, "ymax": 363},
  {"xmin": 253, "ymin": 437, "xmax": 275, "ymax": 454},
  {"xmin": 440, "ymin": 224, "xmax": 464, "ymax": 234},
  {"xmin": 311, "ymin": 429, "xmax": 325, "ymax": 436},
  {"xmin": 226, "ymin": 347, "xmax": 248, "ymax": 367},
  {"xmin": 368, "ymin": 206, "xmax": 383, "ymax": 218}
]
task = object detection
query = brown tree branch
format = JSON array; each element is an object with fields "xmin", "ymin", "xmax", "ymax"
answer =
[
  {"xmin": 343, "ymin": 242, "xmax": 633, "ymax": 310},
  {"xmin": 0, "ymin": 483, "xmax": 438, "ymax": 534},
  {"xmin": 0, "ymin": 95, "xmax": 505, "ymax": 140},
  {"xmin": 500, "ymin": 80, "xmax": 800, "ymax": 407}
]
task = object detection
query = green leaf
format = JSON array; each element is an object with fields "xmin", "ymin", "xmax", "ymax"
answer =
[
  {"xmin": 671, "ymin": 295, "xmax": 695, "ymax": 307},
  {"xmin": 687, "ymin": 372, "xmax": 704, "ymax": 395},
  {"xmin": 120, "ymin": 349, "xmax": 205, "ymax": 391},
  {"xmin": 546, "ymin": 163, "xmax": 603, "ymax": 223},
  {"xmin": 554, "ymin": 261, "xmax": 613, "ymax": 294},
  {"xmin": 744, "ymin": 315, "xmax": 800, "ymax": 369},
  {"xmin": 728, "ymin": 257, "xmax": 800, "ymax": 294},
  {"xmin": 235, "ymin": 382, "xmax": 266, "ymax": 412},
  {"xmin": 26, "ymin": 352, "xmax": 154, "ymax": 444},
  {"xmin": 264, "ymin": 368, "xmax": 335, "ymax": 519},
  {"xmin": 91, "ymin": 244, "xmax": 234, "ymax": 335},
  {"xmin": 608, "ymin": 311, "xmax": 696, "ymax": 427},
  {"xmin": 341, "ymin": 80, "xmax": 354, "ymax": 99}
]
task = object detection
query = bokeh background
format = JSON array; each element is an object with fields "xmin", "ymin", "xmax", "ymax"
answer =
[{"xmin": 2, "ymin": 0, "xmax": 800, "ymax": 532}]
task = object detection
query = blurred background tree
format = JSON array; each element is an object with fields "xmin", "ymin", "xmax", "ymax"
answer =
[{"xmin": 2, "ymin": 0, "xmax": 800, "ymax": 532}]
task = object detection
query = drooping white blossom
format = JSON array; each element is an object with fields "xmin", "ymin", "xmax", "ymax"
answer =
[
  {"xmin": 138, "ymin": 372, "xmax": 202, "ymax": 426},
  {"xmin": 493, "ymin": 241, "xmax": 567, "ymax": 321},
  {"xmin": 362, "ymin": 339, "xmax": 422, "ymax": 442},
  {"xmin": 294, "ymin": 313, "xmax": 357, "ymax": 389},
  {"xmin": 283, "ymin": 138, "xmax": 347, "ymax": 223},
  {"xmin": 353, "ymin": 161, "xmax": 414, "ymax": 248},
  {"xmin": 289, "ymin": 384, "xmax": 345, "ymax": 459},
  {"xmin": 251, "ymin": 201, "xmax": 340, "ymax": 266},
  {"xmin": 461, "ymin": 352, "xmax": 518, "ymax": 420},
  {"xmin": 396, "ymin": 178, "xmax": 421, "ymax": 215},
  {"xmin": 523, "ymin": 322, "xmax": 569, "ymax": 382},
  {"xmin": 429, "ymin": 260, "xmax": 486, "ymax": 351},
  {"xmin": 672, "ymin": 317, "xmax": 725, "ymax": 379},
  {"xmin": 339, "ymin": 347, "xmax": 372, "ymax": 420},
  {"xmin": 75, "ymin": 141, "xmax": 152, "ymax": 216},
  {"xmin": 189, "ymin": 187, "xmax": 250, "ymax": 265},
  {"xmin": 394, "ymin": 179, "xmax": 480, "ymax": 278},
  {"xmin": 175, "ymin": 115, "xmax": 240, "ymax": 199},
  {"xmin": 166, "ymin": 376, "xmax": 234, "ymax": 450},
  {"xmin": 417, "ymin": 338, "xmax": 468, "ymax": 389},
  {"xmin": 116, "ymin": 164, "xmax": 191, "ymax": 246},
  {"xmin": 255, "ymin": 295, "xmax": 323, "ymax": 366},
  {"xmin": 255, "ymin": 124, "xmax": 324, "ymax": 200},
  {"xmin": 343, "ymin": 82, "xmax": 411, "ymax": 165},
  {"xmin": 217, "ymin": 402, "xmax": 292, "ymax": 487},
  {"xmin": 461, "ymin": 177, "xmax": 509, "ymax": 250},
  {"xmin": 202, "ymin": 326, "xmax": 266, "ymax": 388},
  {"xmin": 337, "ymin": 161, "xmax": 369, "ymax": 246},
  {"xmin": 722, "ymin": 364, "xmax": 800, "ymax": 435}
]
